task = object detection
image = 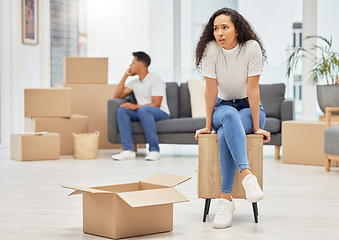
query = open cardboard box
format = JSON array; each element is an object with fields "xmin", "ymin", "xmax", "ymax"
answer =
[{"xmin": 63, "ymin": 173, "xmax": 191, "ymax": 239}]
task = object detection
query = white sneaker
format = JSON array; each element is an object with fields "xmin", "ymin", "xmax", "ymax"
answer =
[
  {"xmin": 242, "ymin": 174, "xmax": 264, "ymax": 202},
  {"xmin": 145, "ymin": 151, "xmax": 161, "ymax": 161},
  {"xmin": 213, "ymin": 198, "xmax": 235, "ymax": 229},
  {"xmin": 112, "ymin": 150, "xmax": 136, "ymax": 160}
]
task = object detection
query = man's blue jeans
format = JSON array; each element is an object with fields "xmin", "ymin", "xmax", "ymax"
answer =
[
  {"xmin": 117, "ymin": 105, "xmax": 170, "ymax": 152},
  {"xmin": 212, "ymin": 97, "xmax": 266, "ymax": 194}
]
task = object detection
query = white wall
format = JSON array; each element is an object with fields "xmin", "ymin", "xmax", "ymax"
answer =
[
  {"xmin": 0, "ymin": 0, "xmax": 50, "ymax": 145},
  {"xmin": 0, "ymin": 0, "xmax": 11, "ymax": 145},
  {"xmin": 148, "ymin": 0, "xmax": 173, "ymax": 82},
  {"xmin": 86, "ymin": 0, "xmax": 150, "ymax": 84},
  {"xmin": 318, "ymin": 0, "xmax": 339, "ymax": 52}
]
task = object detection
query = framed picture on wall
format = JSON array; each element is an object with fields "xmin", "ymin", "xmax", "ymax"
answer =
[{"xmin": 22, "ymin": 0, "xmax": 39, "ymax": 45}]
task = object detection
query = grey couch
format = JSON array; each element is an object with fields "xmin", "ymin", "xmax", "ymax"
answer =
[
  {"xmin": 107, "ymin": 82, "xmax": 294, "ymax": 158},
  {"xmin": 108, "ymin": 82, "xmax": 205, "ymax": 145}
]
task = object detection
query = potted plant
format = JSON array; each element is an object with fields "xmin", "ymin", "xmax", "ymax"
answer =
[{"xmin": 286, "ymin": 35, "xmax": 339, "ymax": 113}]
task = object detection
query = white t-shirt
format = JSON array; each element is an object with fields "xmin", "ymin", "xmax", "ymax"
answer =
[
  {"xmin": 202, "ymin": 40, "xmax": 263, "ymax": 100},
  {"xmin": 126, "ymin": 72, "xmax": 170, "ymax": 115}
]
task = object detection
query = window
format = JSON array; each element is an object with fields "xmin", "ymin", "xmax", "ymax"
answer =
[{"xmin": 50, "ymin": 0, "xmax": 78, "ymax": 87}]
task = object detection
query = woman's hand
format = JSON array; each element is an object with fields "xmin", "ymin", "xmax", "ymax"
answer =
[
  {"xmin": 195, "ymin": 127, "xmax": 212, "ymax": 140},
  {"xmin": 254, "ymin": 128, "xmax": 271, "ymax": 143}
]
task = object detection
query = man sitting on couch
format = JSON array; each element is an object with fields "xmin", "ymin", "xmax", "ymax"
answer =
[{"xmin": 112, "ymin": 51, "xmax": 170, "ymax": 161}]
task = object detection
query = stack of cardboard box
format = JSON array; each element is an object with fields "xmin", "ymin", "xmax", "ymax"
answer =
[
  {"xmin": 13, "ymin": 57, "xmax": 123, "ymax": 161},
  {"xmin": 63, "ymin": 57, "xmax": 120, "ymax": 150},
  {"xmin": 24, "ymin": 88, "xmax": 89, "ymax": 156}
]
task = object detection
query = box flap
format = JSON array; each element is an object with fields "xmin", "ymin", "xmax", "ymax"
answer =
[
  {"xmin": 62, "ymin": 185, "xmax": 112, "ymax": 196},
  {"xmin": 117, "ymin": 188, "xmax": 188, "ymax": 207},
  {"xmin": 141, "ymin": 173, "xmax": 191, "ymax": 187}
]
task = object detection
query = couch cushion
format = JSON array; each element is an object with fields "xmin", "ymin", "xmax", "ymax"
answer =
[
  {"xmin": 324, "ymin": 125, "xmax": 339, "ymax": 155},
  {"xmin": 165, "ymin": 82, "xmax": 179, "ymax": 118},
  {"xmin": 130, "ymin": 118, "xmax": 206, "ymax": 134},
  {"xmin": 259, "ymin": 83, "xmax": 285, "ymax": 119},
  {"xmin": 187, "ymin": 79, "xmax": 206, "ymax": 118},
  {"xmin": 179, "ymin": 83, "xmax": 192, "ymax": 118},
  {"xmin": 156, "ymin": 118, "xmax": 206, "ymax": 133},
  {"xmin": 263, "ymin": 117, "xmax": 281, "ymax": 134}
]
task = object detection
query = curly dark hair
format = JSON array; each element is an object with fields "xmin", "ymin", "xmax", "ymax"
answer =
[{"xmin": 195, "ymin": 7, "xmax": 266, "ymax": 70}]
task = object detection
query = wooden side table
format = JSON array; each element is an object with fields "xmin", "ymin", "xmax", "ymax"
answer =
[{"xmin": 198, "ymin": 134, "xmax": 263, "ymax": 223}]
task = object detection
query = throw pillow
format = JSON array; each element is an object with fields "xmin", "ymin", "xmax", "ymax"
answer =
[{"xmin": 187, "ymin": 78, "xmax": 206, "ymax": 118}]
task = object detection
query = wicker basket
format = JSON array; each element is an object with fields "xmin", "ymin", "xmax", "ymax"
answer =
[{"xmin": 73, "ymin": 131, "xmax": 100, "ymax": 159}]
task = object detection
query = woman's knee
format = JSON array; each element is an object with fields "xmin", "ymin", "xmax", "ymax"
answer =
[
  {"xmin": 213, "ymin": 106, "xmax": 239, "ymax": 128},
  {"xmin": 220, "ymin": 107, "xmax": 240, "ymax": 123}
]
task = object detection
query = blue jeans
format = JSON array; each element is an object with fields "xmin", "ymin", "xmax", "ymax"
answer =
[
  {"xmin": 212, "ymin": 97, "xmax": 266, "ymax": 194},
  {"xmin": 117, "ymin": 105, "xmax": 170, "ymax": 152}
]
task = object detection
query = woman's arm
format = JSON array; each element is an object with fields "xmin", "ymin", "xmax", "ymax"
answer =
[
  {"xmin": 195, "ymin": 77, "xmax": 218, "ymax": 139},
  {"xmin": 247, "ymin": 75, "xmax": 270, "ymax": 142},
  {"xmin": 204, "ymin": 77, "xmax": 218, "ymax": 131},
  {"xmin": 247, "ymin": 75, "xmax": 261, "ymax": 132}
]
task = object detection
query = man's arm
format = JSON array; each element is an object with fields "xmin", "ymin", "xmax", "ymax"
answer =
[
  {"xmin": 147, "ymin": 96, "xmax": 162, "ymax": 108},
  {"xmin": 144, "ymin": 79, "xmax": 164, "ymax": 108},
  {"xmin": 113, "ymin": 69, "xmax": 133, "ymax": 99},
  {"xmin": 120, "ymin": 96, "xmax": 162, "ymax": 110}
]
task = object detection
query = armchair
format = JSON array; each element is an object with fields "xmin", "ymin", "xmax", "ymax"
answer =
[{"xmin": 324, "ymin": 107, "xmax": 339, "ymax": 171}]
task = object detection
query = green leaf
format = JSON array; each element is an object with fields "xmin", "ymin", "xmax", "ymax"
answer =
[{"xmin": 286, "ymin": 35, "xmax": 339, "ymax": 85}]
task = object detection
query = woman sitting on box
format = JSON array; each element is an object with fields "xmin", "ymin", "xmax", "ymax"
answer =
[{"xmin": 194, "ymin": 7, "xmax": 270, "ymax": 229}]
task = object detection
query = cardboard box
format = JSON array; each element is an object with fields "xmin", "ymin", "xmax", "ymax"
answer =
[
  {"xmin": 64, "ymin": 57, "xmax": 108, "ymax": 84},
  {"xmin": 63, "ymin": 173, "xmax": 191, "ymax": 239},
  {"xmin": 25, "ymin": 115, "xmax": 88, "ymax": 155},
  {"xmin": 64, "ymin": 84, "xmax": 120, "ymax": 149},
  {"xmin": 11, "ymin": 133, "xmax": 60, "ymax": 161},
  {"xmin": 24, "ymin": 88, "xmax": 72, "ymax": 117},
  {"xmin": 282, "ymin": 121, "xmax": 337, "ymax": 166}
]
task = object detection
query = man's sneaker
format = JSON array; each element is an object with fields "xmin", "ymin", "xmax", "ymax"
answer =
[
  {"xmin": 145, "ymin": 151, "xmax": 161, "ymax": 161},
  {"xmin": 112, "ymin": 151, "xmax": 136, "ymax": 160},
  {"xmin": 242, "ymin": 174, "xmax": 264, "ymax": 202},
  {"xmin": 213, "ymin": 198, "xmax": 235, "ymax": 229}
]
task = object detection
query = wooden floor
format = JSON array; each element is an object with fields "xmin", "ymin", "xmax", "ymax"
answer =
[{"xmin": 0, "ymin": 145, "xmax": 338, "ymax": 240}]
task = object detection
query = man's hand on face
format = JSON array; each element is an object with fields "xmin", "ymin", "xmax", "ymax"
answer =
[
  {"xmin": 125, "ymin": 68, "xmax": 132, "ymax": 77},
  {"xmin": 125, "ymin": 68, "xmax": 136, "ymax": 77},
  {"xmin": 120, "ymin": 102, "xmax": 139, "ymax": 110}
]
